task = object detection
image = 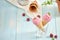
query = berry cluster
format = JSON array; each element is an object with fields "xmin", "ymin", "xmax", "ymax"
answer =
[
  {"xmin": 50, "ymin": 33, "xmax": 57, "ymax": 40},
  {"xmin": 22, "ymin": 13, "xmax": 41, "ymax": 22}
]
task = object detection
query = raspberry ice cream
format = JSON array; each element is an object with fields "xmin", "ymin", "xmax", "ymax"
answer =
[
  {"xmin": 32, "ymin": 17, "xmax": 40, "ymax": 25},
  {"xmin": 32, "ymin": 17, "xmax": 44, "ymax": 32},
  {"xmin": 42, "ymin": 13, "xmax": 51, "ymax": 26},
  {"xmin": 43, "ymin": 13, "xmax": 51, "ymax": 22}
]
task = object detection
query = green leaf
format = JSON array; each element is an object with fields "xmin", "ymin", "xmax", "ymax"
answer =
[
  {"xmin": 47, "ymin": 1, "xmax": 50, "ymax": 4},
  {"xmin": 42, "ymin": 0, "xmax": 53, "ymax": 5},
  {"xmin": 52, "ymin": 38, "xmax": 54, "ymax": 40}
]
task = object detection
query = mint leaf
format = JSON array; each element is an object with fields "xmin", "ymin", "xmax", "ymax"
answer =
[
  {"xmin": 52, "ymin": 38, "xmax": 54, "ymax": 40},
  {"xmin": 47, "ymin": 1, "xmax": 50, "ymax": 4},
  {"xmin": 42, "ymin": 0, "xmax": 53, "ymax": 5}
]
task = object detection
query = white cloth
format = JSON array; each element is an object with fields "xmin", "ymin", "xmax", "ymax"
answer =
[{"xmin": 6, "ymin": 0, "xmax": 42, "ymax": 18}]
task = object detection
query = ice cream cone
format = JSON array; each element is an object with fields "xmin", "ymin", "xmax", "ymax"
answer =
[
  {"xmin": 32, "ymin": 13, "xmax": 51, "ymax": 32},
  {"xmin": 42, "ymin": 13, "xmax": 51, "ymax": 26},
  {"xmin": 56, "ymin": 0, "xmax": 60, "ymax": 12},
  {"xmin": 29, "ymin": 1, "xmax": 38, "ymax": 12},
  {"xmin": 32, "ymin": 17, "xmax": 44, "ymax": 32},
  {"xmin": 37, "ymin": 22, "xmax": 45, "ymax": 32}
]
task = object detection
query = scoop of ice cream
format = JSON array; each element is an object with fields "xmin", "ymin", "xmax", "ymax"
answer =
[
  {"xmin": 32, "ymin": 17, "xmax": 40, "ymax": 25},
  {"xmin": 43, "ymin": 13, "xmax": 51, "ymax": 22}
]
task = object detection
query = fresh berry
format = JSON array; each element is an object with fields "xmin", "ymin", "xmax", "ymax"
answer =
[
  {"xmin": 54, "ymin": 35, "xmax": 57, "ymax": 38},
  {"xmin": 50, "ymin": 33, "xmax": 53, "ymax": 38},
  {"xmin": 26, "ymin": 18, "xmax": 30, "ymax": 22},
  {"xmin": 22, "ymin": 13, "xmax": 25, "ymax": 16},
  {"xmin": 37, "ymin": 15, "xmax": 40, "ymax": 18}
]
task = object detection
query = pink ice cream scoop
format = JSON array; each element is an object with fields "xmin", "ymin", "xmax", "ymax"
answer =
[
  {"xmin": 32, "ymin": 17, "xmax": 41, "ymax": 25},
  {"xmin": 43, "ymin": 13, "xmax": 51, "ymax": 22}
]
